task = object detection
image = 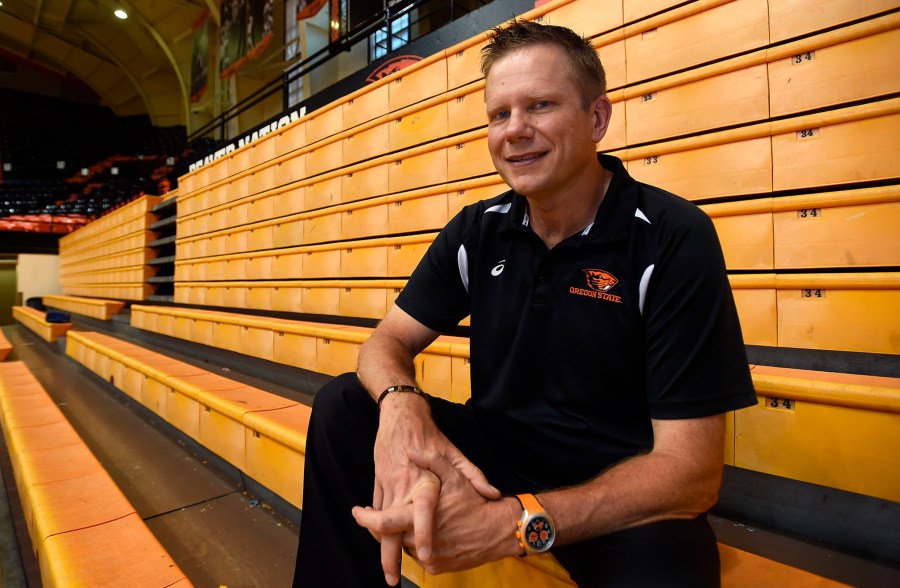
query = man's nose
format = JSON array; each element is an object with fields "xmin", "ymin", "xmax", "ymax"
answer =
[{"xmin": 505, "ymin": 110, "xmax": 533, "ymax": 142}]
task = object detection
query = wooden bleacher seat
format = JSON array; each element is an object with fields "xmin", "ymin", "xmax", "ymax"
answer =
[
  {"xmin": 127, "ymin": 304, "xmax": 900, "ymax": 503},
  {"xmin": 42, "ymin": 294, "xmax": 125, "ymax": 321},
  {"xmin": 0, "ymin": 362, "xmax": 191, "ymax": 587},
  {"xmin": 623, "ymin": 0, "xmax": 689, "ymax": 25},
  {"xmin": 66, "ymin": 329, "xmax": 310, "ymax": 509},
  {"xmin": 768, "ymin": 0, "xmax": 899, "ymax": 43},
  {"xmin": 344, "ymin": 83, "xmax": 390, "ymax": 131},
  {"xmin": 623, "ymin": 0, "xmax": 769, "ymax": 86},
  {"xmin": 624, "ymin": 53, "xmax": 769, "ymax": 146},
  {"xmin": 743, "ymin": 365, "xmax": 900, "ymax": 502},
  {"xmin": 63, "ymin": 326, "xmax": 858, "ymax": 587},
  {"xmin": 12, "ymin": 306, "xmax": 72, "ymax": 343},
  {"xmin": 623, "ymin": 127, "xmax": 771, "ymax": 202},
  {"xmin": 768, "ymin": 13, "xmax": 900, "ymax": 117},
  {"xmin": 57, "ymin": 195, "xmax": 161, "ymax": 302},
  {"xmin": 701, "ymin": 184, "xmax": 900, "ymax": 271},
  {"xmin": 770, "ymin": 185, "xmax": 900, "ymax": 269},
  {"xmin": 173, "ymin": 279, "xmax": 406, "ymax": 318},
  {"xmin": 176, "ymin": 232, "xmax": 438, "ymax": 280},
  {"xmin": 0, "ymin": 329, "xmax": 11, "ymax": 361},
  {"xmin": 728, "ymin": 272, "xmax": 900, "ymax": 354},
  {"xmin": 771, "ymin": 98, "xmax": 900, "ymax": 192},
  {"xmin": 538, "ymin": 0, "xmax": 624, "ymax": 39}
]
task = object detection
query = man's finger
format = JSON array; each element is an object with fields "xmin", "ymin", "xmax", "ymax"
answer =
[
  {"xmin": 454, "ymin": 458, "xmax": 501, "ymax": 499},
  {"xmin": 381, "ymin": 532, "xmax": 403, "ymax": 586},
  {"xmin": 373, "ymin": 482, "xmax": 385, "ymax": 510},
  {"xmin": 410, "ymin": 473, "xmax": 440, "ymax": 561},
  {"xmin": 352, "ymin": 505, "xmax": 413, "ymax": 536}
]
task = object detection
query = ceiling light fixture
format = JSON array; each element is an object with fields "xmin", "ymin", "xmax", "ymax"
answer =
[{"xmin": 114, "ymin": 9, "xmax": 128, "ymax": 19}]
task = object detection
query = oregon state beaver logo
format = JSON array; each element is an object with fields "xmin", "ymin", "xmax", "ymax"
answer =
[
  {"xmin": 366, "ymin": 55, "xmax": 423, "ymax": 83},
  {"xmin": 583, "ymin": 269, "xmax": 618, "ymax": 292},
  {"xmin": 569, "ymin": 269, "xmax": 623, "ymax": 303}
]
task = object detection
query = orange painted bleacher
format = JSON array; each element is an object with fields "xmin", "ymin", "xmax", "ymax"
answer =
[
  {"xmin": 62, "ymin": 328, "xmax": 856, "ymax": 587},
  {"xmin": 45, "ymin": 0, "xmax": 900, "ymax": 585},
  {"xmin": 0, "ymin": 362, "xmax": 191, "ymax": 587}
]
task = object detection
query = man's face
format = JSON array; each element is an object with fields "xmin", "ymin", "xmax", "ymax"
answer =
[{"xmin": 485, "ymin": 44, "xmax": 610, "ymax": 202}]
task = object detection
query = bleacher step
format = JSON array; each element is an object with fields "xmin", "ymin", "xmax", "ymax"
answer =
[
  {"xmin": 149, "ymin": 215, "xmax": 177, "ymax": 230},
  {"xmin": 149, "ymin": 234, "xmax": 177, "ymax": 247},
  {"xmin": 3, "ymin": 324, "xmax": 300, "ymax": 586},
  {"xmin": 149, "ymin": 254, "xmax": 177, "ymax": 266}
]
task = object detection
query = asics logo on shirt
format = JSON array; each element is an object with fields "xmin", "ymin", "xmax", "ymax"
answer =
[{"xmin": 491, "ymin": 260, "xmax": 506, "ymax": 276}]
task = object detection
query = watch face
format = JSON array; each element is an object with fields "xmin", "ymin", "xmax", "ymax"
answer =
[{"xmin": 524, "ymin": 514, "xmax": 555, "ymax": 552}]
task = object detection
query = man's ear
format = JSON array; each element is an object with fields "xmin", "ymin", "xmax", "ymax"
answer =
[{"xmin": 590, "ymin": 95, "xmax": 613, "ymax": 144}]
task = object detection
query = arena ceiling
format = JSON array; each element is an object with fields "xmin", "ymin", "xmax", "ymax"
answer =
[{"xmin": 0, "ymin": 0, "xmax": 218, "ymax": 128}]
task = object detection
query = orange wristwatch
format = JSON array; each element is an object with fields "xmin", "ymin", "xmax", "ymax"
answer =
[{"xmin": 515, "ymin": 493, "xmax": 556, "ymax": 555}]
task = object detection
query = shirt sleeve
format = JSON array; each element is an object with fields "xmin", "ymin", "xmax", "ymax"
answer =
[
  {"xmin": 394, "ymin": 207, "xmax": 474, "ymax": 333},
  {"xmin": 642, "ymin": 202, "xmax": 758, "ymax": 419}
]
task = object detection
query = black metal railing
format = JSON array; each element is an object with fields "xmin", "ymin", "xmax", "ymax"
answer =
[{"xmin": 187, "ymin": 0, "xmax": 489, "ymax": 146}]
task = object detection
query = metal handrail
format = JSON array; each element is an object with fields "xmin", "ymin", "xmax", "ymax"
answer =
[{"xmin": 188, "ymin": 0, "xmax": 484, "ymax": 145}]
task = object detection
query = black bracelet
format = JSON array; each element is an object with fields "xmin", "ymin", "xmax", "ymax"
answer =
[{"xmin": 377, "ymin": 384, "xmax": 428, "ymax": 408}]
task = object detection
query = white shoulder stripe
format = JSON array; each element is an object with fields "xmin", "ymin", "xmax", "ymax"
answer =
[
  {"xmin": 635, "ymin": 208, "xmax": 651, "ymax": 224},
  {"xmin": 639, "ymin": 264, "xmax": 654, "ymax": 315},
  {"xmin": 485, "ymin": 202, "xmax": 511, "ymax": 215},
  {"xmin": 457, "ymin": 245, "xmax": 470, "ymax": 293}
]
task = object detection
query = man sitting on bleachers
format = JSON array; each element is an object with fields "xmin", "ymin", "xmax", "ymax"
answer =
[{"xmin": 294, "ymin": 19, "xmax": 757, "ymax": 587}]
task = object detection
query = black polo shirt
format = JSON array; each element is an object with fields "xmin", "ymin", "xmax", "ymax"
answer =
[{"xmin": 396, "ymin": 155, "xmax": 756, "ymax": 487}]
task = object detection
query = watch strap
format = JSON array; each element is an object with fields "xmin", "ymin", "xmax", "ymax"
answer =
[{"xmin": 515, "ymin": 493, "xmax": 545, "ymax": 514}]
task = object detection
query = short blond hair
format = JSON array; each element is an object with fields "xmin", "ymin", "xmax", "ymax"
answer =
[{"xmin": 481, "ymin": 19, "xmax": 606, "ymax": 109}]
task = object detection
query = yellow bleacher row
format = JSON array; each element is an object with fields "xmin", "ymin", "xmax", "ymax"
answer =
[
  {"xmin": 169, "ymin": 271, "xmax": 900, "ymax": 356},
  {"xmin": 59, "ymin": 196, "xmax": 161, "ymax": 256},
  {"xmin": 57, "ymin": 196, "xmax": 163, "ymax": 300},
  {"xmin": 176, "ymin": 0, "xmax": 898, "ymax": 209},
  {"xmin": 624, "ymin": 98, "xmax": 900, "ymax": 201},
  {"xmin": 42, "ymin": 295, "xmax": 125, "ymax": 321},
  {"xmin": 63, "ymin": 330, "xmax": 574, "ymax": 587},
  {"xmin": 58, "ymin": 247, "xmax": 156, "ymax": 276},
  {"xmin": 60, "ymin": 283, "xmax": 156, "ymax": 301},
  {"xmin": 59, "ymin": 232, "xmax": 157, "ymax": 268},
  {"xmin": 172, "ymin": 86, "xmax": 899, "ymax": 267},
  {"xmin": 176, "ymin": 117, "xmax": 900, "ymax": 268},
  {"xmin": 65, "ymin": 330, "xmax": 311, "ymax": 508},
  {"xmin": 127, "ymin": 304, "xmax": 900, "ymax": 505},
  {"xmin": 729, "ymin": 272, "xmax": 900, "ymax": 355},
  {"xmin": 170, "ymin": 182, "xmax": 900, "ymax": 356},
  {"xmin": 0, "ymin": 329, "xmax": 11, "ymax": 360},
  {"xmin": 170, "ymin": 9, "xmax": 900, "ymax": 328},
  {"xmin": 64, "ymin": 326, "xmax": 855, "ymax": 588},
  {"xmin": 0, "ymin": 362, "xmax": 192, "ymax": 587},
  {"xmin": 59, "ymin": 266, "xmax": 156, "ymax": 286},
  {"xmin": 12, "ymin": 306, "xmax": 72, "ymax": 343}
]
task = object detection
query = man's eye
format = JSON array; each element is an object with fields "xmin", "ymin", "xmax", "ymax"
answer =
[
  {"xmin": 490, "ymin": 110, "xmax": 509, "ymax": 122},
  {"xmin": 534, "ymin": 100, "xmax": 550, "ymax": 109}
]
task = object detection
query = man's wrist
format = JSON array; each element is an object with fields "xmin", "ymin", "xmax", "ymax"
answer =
[
  {"xmin": 377, "ymin": 384, "xmax": 429, "ymax": 408},
  {"xmin": 377, "ymin": 385, "xmax": 431, "ymax": 417},
  {"xmin": 501, "ymin": 496, "xmax": 527, "ymax": 557}
]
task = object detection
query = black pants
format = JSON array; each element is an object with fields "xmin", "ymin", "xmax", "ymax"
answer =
[{"xmin": 293, "ymin": 373, "xmax": 720, "ymax": 587}]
